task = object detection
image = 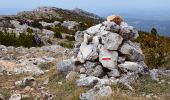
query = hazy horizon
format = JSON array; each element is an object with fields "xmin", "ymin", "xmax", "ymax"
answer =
[{"xmin": 0, "ymin": 0, "xmax": 170, "ymax": 21}]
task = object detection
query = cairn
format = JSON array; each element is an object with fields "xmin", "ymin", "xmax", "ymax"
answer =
[{"xmin": 57, "ymin": 15, "xmax": 148, "ymax": 100}]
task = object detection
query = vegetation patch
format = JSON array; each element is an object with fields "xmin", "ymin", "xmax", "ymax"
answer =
[
  {"xmin": 0, "ymin": 31, "xmax": 37, "ymax": 48},
  {"xmin": 136, "ymin": 31, "xmax": 170, "ymax": 69},
  {"xmin": 38, "ymin": 62, "xmax": 51, "ymax": 70},
  {"xmin": 0, "ymin": 89, "xmax": 11, "ymax": 99},
  {"xmin": 58, "ymin": 41, "xmax": 74, "ymax": 48}
]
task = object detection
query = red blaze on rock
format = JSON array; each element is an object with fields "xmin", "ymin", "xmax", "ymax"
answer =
[{"xmin": 102, "ymin": 58, "xmax": 112, "ymax": 60}]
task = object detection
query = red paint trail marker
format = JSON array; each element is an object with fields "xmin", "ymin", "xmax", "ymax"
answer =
[{"xmin": 102, "ymin": 58, "xmax": 112, "ymax": 60}]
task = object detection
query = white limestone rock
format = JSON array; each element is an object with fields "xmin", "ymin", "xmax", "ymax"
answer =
[
  {"xmin": 101, "ymin": 32, "xmax": 123, "ymax": 50},
  {"xmin": 13, "ymin": 64, "xmax": 44, "ymax": 76},
  {"xmin": 56, "ymin": 59, "xmax": 74, "ymax": 74},
  {"xmin": 76, "ymin": 76, "xmax": 99, "ymax": 87},
  {"xmin": 77, "ymin": 43, "xmax": 98, "ymax": 63},
  {"xmin": 9, "ymin": 94, "xmax": 22, "ymax": 100},
  {"xmin": 107, "ymin": 69, "xmax": 120, "ymax": 78},
  {"xmin": 150, "ymin": 69, "xmax": 159, "ymax": 81},
  {"xmin": 119, "ymin": 41, "xmax": 144, "ymax": 62},
  {"xmin": 86, "ymin": 24, "xmax": 102, "ymax": 35},
  {"xmin": 118, "ymin": 61, "xmax": 144, "ymax": 73},
  {"xmin": 99, "ymin": 46, "xmax": 118, "ymax": 70},
  {"xmin": 102, "ymin": 21, "xmax": 120, "ymax": 33},
  {"xmin": 80, "ymin": 85, "xmax": 112, "ymax": 100}
]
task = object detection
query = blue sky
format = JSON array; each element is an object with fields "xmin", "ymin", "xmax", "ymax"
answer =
[{"xmin": 0, "ymin": 0, "xmax": 170, "ymax": 20}]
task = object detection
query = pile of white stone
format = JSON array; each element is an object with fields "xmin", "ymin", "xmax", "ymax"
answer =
[{"xmin": 57, "ymin": 16, "xmax": 148, "ymax": 99}]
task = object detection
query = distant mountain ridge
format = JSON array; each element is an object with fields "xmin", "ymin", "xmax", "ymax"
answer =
[
  {"xmin": 126, "ymin": 18, "xmax": 170, "ymax": 36},
  {"xmin": 0, "ymin": 7, "xmax": 104, "ymax": 24},
  {"xmin": 71, "ymin": 8, "xmax": 102, "ymax": 20}
]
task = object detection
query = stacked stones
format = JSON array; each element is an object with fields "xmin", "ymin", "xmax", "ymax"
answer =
[{"xmin": 57, "ymin": 15, "xmax": 148, "ymax": 99}]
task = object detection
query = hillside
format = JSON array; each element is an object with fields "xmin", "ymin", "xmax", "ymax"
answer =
[
  {"xmin": 1, "ymin": 7, "xmax": 104, "ymax": 24},
  {"xmin": 136, "ymin": 31, "xmax": 170, "ymax": 69},
  {"xmin": 0, "ymin": 7, "xmax": 104, "ymax": 48}
]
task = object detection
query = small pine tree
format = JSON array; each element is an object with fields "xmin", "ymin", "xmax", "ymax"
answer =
[
  {"xmin": 31, "ymin": 20, "xmax": 43, "ymax": 29},
  {"xmin": 26, "ymin": 28, "xmax": 33, "ymax": 33},
  {"xmin": 151, "ymin": 27, "xmax": 158, "ymax": 36}
]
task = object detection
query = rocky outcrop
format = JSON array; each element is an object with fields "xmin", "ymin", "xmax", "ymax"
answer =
[
  {"xmin": 62, "ymin": 21, "xmax": 79, "ymax": 30},
  {"xmin": 15, "ymin": 76, "xmax": 36, "ymax": 87},
  {"xmin": 80, "ymin": 85, "xmax": 112, "ymax": 100},
  {"xmin": 0, "ymin": 44, "xmax": 71, "ymax": 76},
  {"xmin": 56, "ymin": 59, "xmax": 74, "ymax": 74}
]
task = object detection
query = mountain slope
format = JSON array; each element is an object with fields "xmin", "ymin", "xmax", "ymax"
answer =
[{"xmin": 6, "ymin": 7, "xmax": 104, "ymax": 24}]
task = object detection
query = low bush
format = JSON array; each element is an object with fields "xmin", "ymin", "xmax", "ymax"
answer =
[
  {"xmin": 31, "ymin": 20, "xmax": 43, "ymax": 29},
  {"xmin": 58, "ymin": 41, "xmax": 74, "ymax": 48},
  {"xmin": 26, "ymin": 28, "xmax": 33, "ymax": 33},
  {"xmin": 53, "ymin": 25, "xmax": 75, "ymax": 35},
  {"xmin": 65, "ymin": 35, "xmax": 75, "ymax": 41},
  {"xmin": 38, "ymin": 62, "xmax": 51, "ymax": 70},
  {"xmin": 0, "ymin": 31, "xmax": 42, "ymax": 48},
  {"xmin": 136, "ymin": 31, "xmax": 170, "ymax": 68}
]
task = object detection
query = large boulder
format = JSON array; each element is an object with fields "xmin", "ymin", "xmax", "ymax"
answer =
[
  {"xmin": 9, "ymin": 94, "xmax": 22, "ymax": 100},
  {"xmin": 83, "ymin": 64, "xmax": 104, "ymax": 77},
  {"xmin": 62, "ymin": 21, "xmax": 79, "ymax": 30},
  {"xmin": 0, "ymin": 94, "xmax": 5, "ymax": 100},
  {"xmin": 0, "ymin": 45, "xmax": 8, "ymax": 53},
  {"xmin": 101, "ymin": 32, "xmax": 123, "ymax": 50},
  {"xmin": 15, "ymin": 76, "xmax": 36, "ymax": 87},
  {"xmin": 149, "ymin": 69, "xmax": 159, "ymax": 81},
  {"xmin": 86, "ymin": 24, "xmax": 102, "ymax": 35},
  {"xmin": 107, "ymin": 69, "xmax": 120, "ymax": 78},
  {"xmin": 13, "ymin": 64, "xmax": 44, "ymax": 76},
  {"xmin": 56, "ymin": 59, "xmax": 74, "ymax": 74},
  {"xmin": 90, "ymin": 65, "xmax": 104, "ymax": 77},
  {"xmin": 102, "ymin": 21, "xmax": 120, "ymax": 33},
  {"xmin": 120, "ymin": 22, "xmax": 139, "ymax": 40},
  {"xmin": 75, "ymin": 31, "xmax": 86, "ymax": 43},
  {"xmin": 119, "ymin": 41, "xmax": 144, "ymax": 62},
  {"xmin": 0, "ymin": 64, "xmax": 5, "ymax": 75},
  {"xmin": 76, "ymin": 76, "xmax": 99, "ymax": 87},
  {"xmin": 39, "ymin": 21, "xmax": 55, "ymax": 28},
  {"xmin": 118, "ymin": 61, "xmax": 144, "ymax": 73},
  {"xmin": 80, "ymin": 85, "xmax": 112, "ymax": 100},
  {"xmin": 42, "ymin": 29, "xmax": 55, "ymax": 37},
  {"xmin": 119, "ymin": 72, "xmax": 139, "ymax": 90},
  {"xmin": 107, "ymin": 15, "xmax": 123, "ymax": 25},
  {"xmin": 99, "ymin": 46, "xmax": 118, "ymax": 70},
  {"xmin": 77, "ymin": 43, "xmax": 98, "ymax": 63}
]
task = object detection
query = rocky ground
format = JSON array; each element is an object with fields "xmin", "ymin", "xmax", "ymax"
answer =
[
  {"xmin": 1, "ymin": 44, "xmax": 170, "ymax": 100},
  {"xmin": 0, "ymin": 44, "xmax": 73, "ymax": 99}
]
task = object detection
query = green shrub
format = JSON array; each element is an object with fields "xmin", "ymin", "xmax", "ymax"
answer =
[
  {"xmin": 26, "ymin": 28, "xmax": 33, "ymax": 33},
  {"xmin": 38, "ymin": 62, "xmax": 51, "ymax": 70},
  {"xmin": 58, "ymin": 41, "xmax": 74, "ymax": 48},
  {"xmin": 151, "ymin": 27, "xmax": 158, "ymax": 36},
  {"xmin": 0, "ymin": 31, "xmax": 42, "ymax": 48},
  {"xmin": 65, "ymin": 35, "xmax": 75, "ymax": 41},
  {"xmin": 79, "ymin": 21, "xmax": 94, "ymax": 31},
  {"xmin": 53, "ymin": 25, "xmax": 75, "ymax": 38},
  {"xmin": 53, "ymin": 25, "xmax": 75, "ymax": 35},
  {"xmin": 0, "ymin": 32, "xmax": 20, "ymax": 46},
  {"xmin": 19, "ymin": 33, "xmax": 34, "ymax": 48},
  {"xmin": 45, "ymin": 26, "xmax": 53, "ymax": 30},
  {"xmin": 54, "ymin": 31, "xmax": 62, "ymax": 39},
  {"xmin": 0, "ymin": 89, "xmax": 11, "ymax": 99},
  {"xmin": 31, "ymin": 20, "xmax": 43, "ymax": 29},
  {"xmin": 136, "ymin": 31, "xmax": 170, "ymax": 68}
]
